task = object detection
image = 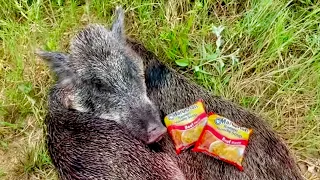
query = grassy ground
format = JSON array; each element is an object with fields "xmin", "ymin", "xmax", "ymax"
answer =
[{"xmin": 0, "ymin": 0, "xmax": 319, "ymax": 179}]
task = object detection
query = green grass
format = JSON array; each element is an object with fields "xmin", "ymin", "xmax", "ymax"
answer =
[{"xmin": 0, "ymin": 0, "xmax": 319, "ymax": 179}]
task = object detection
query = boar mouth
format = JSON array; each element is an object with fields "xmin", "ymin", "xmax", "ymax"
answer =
[{"xmin": 146, "ymin": 129, "xmax": 167, "ymax": 144}]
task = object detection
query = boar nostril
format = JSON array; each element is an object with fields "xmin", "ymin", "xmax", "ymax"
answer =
[
  {"xmin": 149, "ymin": 127, "xmax": 158, "ymax": 133},
  {"xmin": 146, "ymin": 126, "xmax": 167, "ymax": 144},
  {"xmin": 148, "ymin": 126, "xmax": 167, "ymax": 134}
]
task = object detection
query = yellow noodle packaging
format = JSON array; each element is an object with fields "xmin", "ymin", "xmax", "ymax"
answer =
[
  {"xmin": 164, "ymin": 100, "xmax": 207, "ymax": 154},
  {"xmin": 164, "ymin": 101, "xmax": 253, "ymax": 171}
]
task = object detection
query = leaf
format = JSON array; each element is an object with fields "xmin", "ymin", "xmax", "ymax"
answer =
[
  {"xmin": 218, "ymin": 59, "xmax": 225, "ymax": 69},
  {"xmin": 215, "ymin": 48, "xmax": 221, "ymax": 56},
  {"xmin": 45, "ymin": 38, "xmax": 58, "ymax": 51},
  {"xmin": 57, "ymin": 0, "xmax": 64, "ymax": 6},
  {"xmin": 198, "ymin": 69, "xmax": 211, "ymax": 75},
  {"xmin": 160, "ymin": 32, "xmax": 170, "ymax": 41},
  {"xmin": 212, "ymin": 25, "xmax": 225, "ymax": 37},
  {"xmin": 195, "ymin": 1, "xmax": 203, "ymax": 9},
  {"xmin": 0, "ymin": 168, "xmax": 6, "ymax": 177},
  {"xmin": 194, "ymin": 66, "xmax": 211, "ymax": 75},
  {"xmin": 206, "ymin": 53, "xmax": 218, "ymax": 60},
  {"xmin": 231, "ymin": 49, "xmax": 240, "ymax": 66},
  {"xmin": 0, "ymin": 121, "xmax": 17, "ymax": 129},
  {"xmin": 216, "ymin": 37, "xmax": 223, "ymax": 49},
  {"xmin": 18, "ymin": 82, "xmax": 32, "ymax": 94},
  {"xmin": 175, "ymin": 59, "xmax": 189, "ymax": 67},
  {"xmin": 223, "ymin": 74, "xmax": 231, "ymax": 85},
  {"xmin": 26, "ymin": 96, "xmax": 36, "ymax": 105},
  {"xmin": 194, "ymin": 66, "xmax": 200, "ymax": 72},
  {"xmin": 0, "ymin": 141, "xmax": 8, "ymax": 150},
  {"xmin": 231, "ymin": 55, "xmax": 239, "ymax": 65},
  {"xmin": 179, "ymin": 38, "xmax": 188, "ymax": 57}
]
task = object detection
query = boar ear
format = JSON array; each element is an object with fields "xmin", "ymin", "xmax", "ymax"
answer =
[
  {"xmin": 111, "ymin": 6, "xmax": 125, "ymax": 42},
  {"xmin": 36, "ymin": 49, "xmax": 75, "ymax": 84}
]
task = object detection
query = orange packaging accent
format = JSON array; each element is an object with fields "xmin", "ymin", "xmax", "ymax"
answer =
[
  {"xmin": 164, "ymin": 100, "xmax": 208, "ymax": 154},
  {"xmin": 193, "ymin": 112, "xmax": 253, "ymax": 171}
]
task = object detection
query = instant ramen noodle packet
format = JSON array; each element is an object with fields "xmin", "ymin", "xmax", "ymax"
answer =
[
  {"xmin": 193, "ymin": 112, "xmax": 253, "ymax": 171},
  {"xmin": 164, "ymin": 100, "xmax": 208, "ymax": 154}
]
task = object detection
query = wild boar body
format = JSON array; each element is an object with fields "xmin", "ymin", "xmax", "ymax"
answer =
[
  {"xmin": 46, "ymin": 86, "xmax": 185, "ymax": 180},
  {"xmin": 128, "ymin": 40, "xmax": 303, "ymax": 180}
]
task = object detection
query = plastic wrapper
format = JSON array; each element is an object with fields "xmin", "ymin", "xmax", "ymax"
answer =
[
  {"xmin": 193, "ymin": 112, "xmax": 253, "ymax": 171},
  {"xmin": 164, "ymin": 100, "xmax": 207, "ymax": 154}
]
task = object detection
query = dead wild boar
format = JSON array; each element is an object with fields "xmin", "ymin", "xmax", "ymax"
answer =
[
  {"xmin": 39, "ymin": 5, "xmax": 303, "ymax": 180},
  {"xmin": 44, "ymin": 84, "xmax": 184, "ymax": 180},
  {"xmin": 38, "ymin": 6, "xmax": 185, "ymax": 180},
  {"xmin": 39, "ymin": 6, "xmax": 166, "ymax": 145},
  {"xmin": 127, "ymin": 39, "xmax": 304, "ymax": 180}
]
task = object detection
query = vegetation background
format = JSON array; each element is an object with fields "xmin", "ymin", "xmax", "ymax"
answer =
[{"xmin": 0, "ymin": 0, "xmax": 319, "ymax": 179}]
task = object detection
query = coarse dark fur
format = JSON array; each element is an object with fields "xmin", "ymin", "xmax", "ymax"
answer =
[
  {"xmin": 126, "ymin": 39, "xmax": 304, "ymax": 180},
  {"xmin": 38, "ymin": 7, "xmax": 166, "ymax": 145},
  {"xmin": 39, "ymin": 7, "xmax": 185, "ymax": 180},
  {"xmin": 45, "ymin": 85, "xmax": 185, "ymax": 180}
]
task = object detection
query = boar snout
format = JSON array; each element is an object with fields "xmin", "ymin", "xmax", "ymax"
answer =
[{"xmin": 147, "ymin": 125, "xmax": 167, "ymax": 144}]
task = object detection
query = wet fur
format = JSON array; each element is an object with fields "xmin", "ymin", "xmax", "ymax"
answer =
[
  {"xmin": 38, "ymin": 7, "xmax": 165, "ymax": 144},
  {"xmin": 127, "ymin": 39, "xmax": 304, "ymax": 180},
  {"xmin": 39, "ymin": 7, "xmax": 181, "ymax": 180},
  {"xmin": 46, "ymin": 86, "xmax": 185, "ymax": 180}
]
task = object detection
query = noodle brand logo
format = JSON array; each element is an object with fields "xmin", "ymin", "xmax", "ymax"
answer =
[
  {"xmin": 215, "ymin": 117, "xmax": 249, "ymax": 132},
  {"xmin": 167, "ymin": 104, "xmax": 198, "ymax": 120},
  {"xmin": 215, "ymin": 118, "xmax": 226, "ymax": 125}
]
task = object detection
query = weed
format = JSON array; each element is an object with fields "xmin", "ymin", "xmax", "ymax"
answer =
[
  {"xmin": 0, "ymin": 168, "xmax": 6, "ymax": 177},
  {"xmin": 14, "ymin": 141, "xmax": 54, "ymax": 179}
]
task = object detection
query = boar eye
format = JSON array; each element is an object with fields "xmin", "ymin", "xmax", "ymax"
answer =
[{"xmin": 92, "ymin": 78, "xmax": 104, "ymax": 91}]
